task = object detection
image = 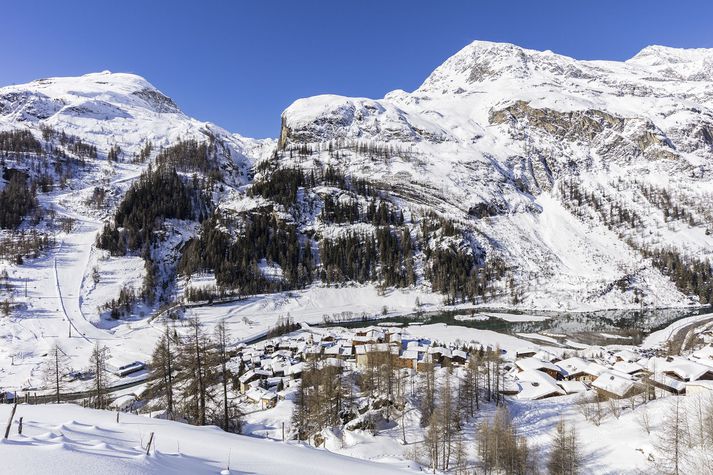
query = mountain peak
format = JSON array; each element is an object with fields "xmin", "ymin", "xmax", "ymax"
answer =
[
  {"xmin": 415, "ymin": 40, "xmax": 576, "ymax": 94},
  {"xmin": 1, "ymin": 71, "xmax": 181, "ymax": 121},
  {"xmin": 627, "ymin": 44, "xmax": 713, "ymax": 80},
  {"xmin": 628, "ymin": 44, "xmax": 713, "ymax": 64}
]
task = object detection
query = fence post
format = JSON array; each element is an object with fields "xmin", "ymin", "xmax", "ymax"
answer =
[
  {"xmin": 18, "ymin": 417, "xmax": 23, "ymax": 435},
  {"xmin": 3, "ymin": 401, "xmax": 17, "ymax": 439},
  {"xmin": 146, "ymin": 432, "xmax": 154, "ymax": 456}
]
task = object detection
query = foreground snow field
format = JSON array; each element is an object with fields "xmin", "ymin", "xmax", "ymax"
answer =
[{"xmin": 0, "ymin": 404, "xmax": 415, "ymax": 474}]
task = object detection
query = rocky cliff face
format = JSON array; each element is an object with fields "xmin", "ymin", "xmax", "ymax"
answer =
[{"xmin": 273, "ymin": 40, "xmax": 713, "ymax": 309}]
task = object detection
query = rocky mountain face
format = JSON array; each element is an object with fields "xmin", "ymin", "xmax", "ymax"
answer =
[
  {"xmin": 274, "ymin": 41, "xmax": 713, "ymax": 309},
  {"xmin": 1, "ymin": 43, "xmax": 713, "ymax": 313}
]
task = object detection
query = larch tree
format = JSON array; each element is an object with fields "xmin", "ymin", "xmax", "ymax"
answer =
[
  {"xmin": 654, "ymin": 397, "xmax": 690, "ymax": 475},
  {"xmin": 147, "ymin": 324, "xmax": 177, "ymax": 419},
  {"xmin": 89, "ymin": 343, "xmax": 111, "ymax": 409},
  {"xmin": 214, "ymin": 320, "xmax": 234, "ymax": 432},
  {"xmin": 178, "ymin": 316, "xmax": 214, "ymax": 426},
  {"xmin": 547, "ymin": 418, "xmax": 581, "ymax": 475},
  {"xmin": 43, "ymin": 342, "xmax": 70, "ymax": 404}
]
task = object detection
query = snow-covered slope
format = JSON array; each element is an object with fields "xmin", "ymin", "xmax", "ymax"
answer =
[
  {"xmin": 0, "ymin": 72, "xmax": 274, "ymax": 395},
  {"xmin": 277, "ymin": 40, "xmax": 713, "ymax": 309},
  {"xmin": 0, "ymin": 404, "xmax": 413, "ymax": 474},
  {"xmin": 0, "ymin": 70, "xmax": 270, "ymax": 185}
]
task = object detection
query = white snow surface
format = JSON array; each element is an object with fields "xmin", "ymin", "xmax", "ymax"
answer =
[{"xmin": 0, "ymin": 404, "xmax": 414, "ymax": 474}]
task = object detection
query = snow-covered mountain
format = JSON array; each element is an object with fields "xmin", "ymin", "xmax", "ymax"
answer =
[
  {"xmin": 1, "ymin": 42, "xmax": 713, "ymax": 320},
  {"xmin": 0, "ymin": 70, "xmax": 272, "ymax": 182},
  {"xmin": 276, "ymin": 40, "xmax": 713, "ymax": 309}
]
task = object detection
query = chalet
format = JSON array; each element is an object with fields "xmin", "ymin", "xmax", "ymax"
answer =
[
  {"xmin": 245, "ymin": 387, "xmax": 277, "ymax": 409},
  {"xmin": 647, "ymin": 373, "xmax": 686, "ymax": 395},
  {"xmin": 659, "ymin": 357, "xmax": 713, "ymax": 382},
  {"xmin": 385, "ymin": 329, "xmax": 403, "ymax": 344},
  {"xmin": 500, "ymin": 380, "xmax": 520, "ymax": 396},
  {"xmin": 304, "ymin": 344, "xmax": 322, "ymax": 360},
  {"xmin": 354, "ymin": 327, "xmax": 385, "ymax": 342},
  {"xmin": 321, "ymin": 357, "xmax": 345, "ymax": 369},
  {"xmin": 580, "ymin": 362, "xmax": 608, "ymax": 383},
  {"xmin": 239, "ymin": 368, "xmax": 271, "ymax": 393},
  {"xmin": 451, "ymin": 349, "xmax": 468, "ymax": 365},
  {"xmin": 592, "ymin": 371, "xmax": 642, "ymax": 400},
  {"xmin": 515, "ymin": 349, "xmax": 538, "ymax": 359},
  {"xmin": 324, "ymin": 344, "xmax": 341, "ymax": 358},
  {"xmin": 557, "ymin": 380, "xmax": 588, "ymax": 395},
  {"xmin": 515, "ymin": 370, "xmax": 566, "ymax": 400},
  {"xmin": 428, "ymin": 347, "xmax": 452, "ymax": 366},
  {"xmin": 286, "ymin": 362, "xmax": 304, "ymax": 379},
  {"xmin": 556, "ymin": 357, "xmax": 590, "ymax": 381},
  {"xmin": 355, "ymin": 343, "xmax": 399, "ymax": 367},
  {"xmin": 324, "ymin": 342, "xmax": 354, "ymax": 360},
  {"xmin": 612, "ymin": 349, "xmax": 640, "ymax": 364},
  {"xmin": 107, "ymin": 360, "xmax": 145, "ymax": 377},
  {"xmin": 612, "ymin": 361, "xmax": 646, "ymax": 377},
  {"xmin": 398, "ymin": 350, "xmax": 419, "ymax": 370},
  {"xmin": 265, "ymin": 376, "xmax": 285, "ymax": 389},
  {"xmin": 515, "ymin": 357, "xmax": 562, "ymax": 379},
  {"xmin": 416, "ymin": 353, "xmax": 436, "ymax": 371}
]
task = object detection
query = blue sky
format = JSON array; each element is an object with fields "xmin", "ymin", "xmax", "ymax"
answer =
[{"xmin": 3, "ymin": 1, "xmax": 712, "ymax": 138}]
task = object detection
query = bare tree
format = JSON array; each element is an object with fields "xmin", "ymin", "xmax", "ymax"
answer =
[
  {"xmin": 43, "ymin": 343, "xmax": 69, "ymax": 403},
  {"xmin": 575, "ymin": 392, "xmax": 592, "ymax": 422},
  {"xmin": 478, "ymin": 405, "xmax": 530, "ymax": 475},
  {"xmin": 547, "ymin": 418, "xmax": 580, "ymax": 475},
  {"xmin": 89, "ymin": 343, "xmax": 111, "ymax": 409},
  {"xmin": 147, "ymin": 325, "xmax": 176, "ymax": 418},
  {"xmin": 654, "ymin": 397, "xmax": 689, "ymax": 475},
  {"xmin": 419, "ymin": 360, "xmax": 436, "ymax": 427},
  {"xmin": 608, "ymin": 398, "xmax": 621, "ymax": 419},
  {"xmin": 424, "ymin": 408, "xmax": 443, "ymax": 473},
  {"xmin": 215, "ymin": 320, "xmax": 231, "ymax": 432},
  {"xmin": 461, "ymin": 352, "xmax": 481, "ymax": 418},
  {"xmin": 637, "ymin": 404, "xmax": 652, "ymax": 435},
  {"xmin": 178, "ymin": 317, "xmax": 214, "ymax": 425}
]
